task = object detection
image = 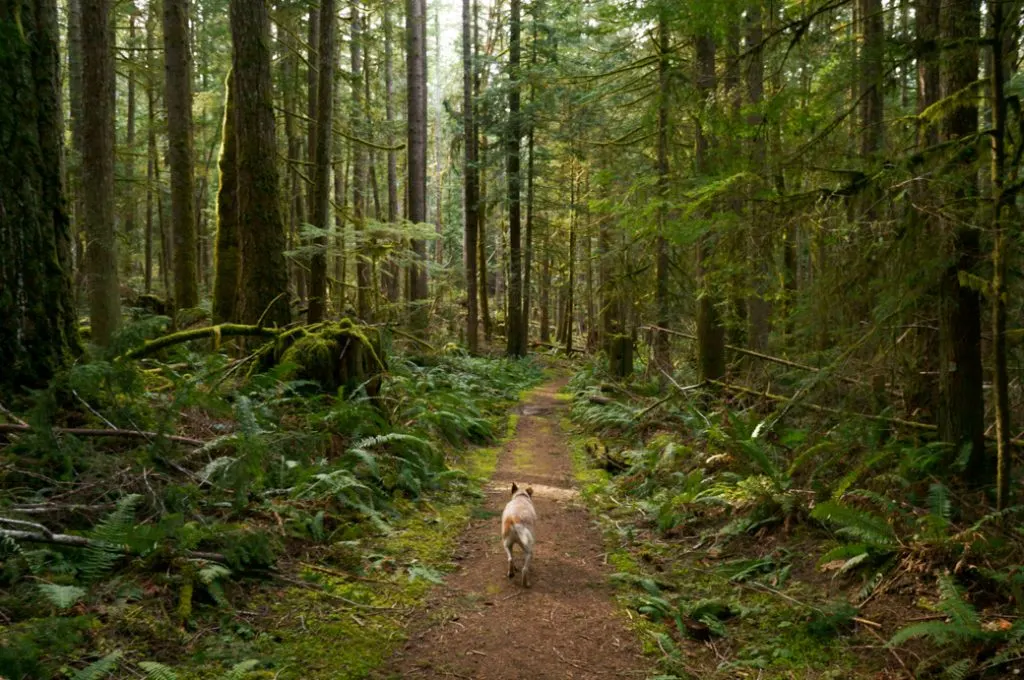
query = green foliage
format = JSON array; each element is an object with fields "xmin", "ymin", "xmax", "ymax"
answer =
[
  {"xmin": 70, "ymin": 651, "xmax": 123, "ymax": 680},
  {"xmin": 810, "ymin": 500, "xmax": 899, "ymax": 552},
  {"xmin": 80, "ymin": 495, "xmax": 144, "ymax": 582},
  {"xmin": 36, "ymin": 583, "xmax": 87, "ymax": 610}
]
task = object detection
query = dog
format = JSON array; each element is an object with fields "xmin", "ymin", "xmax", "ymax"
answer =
[{"xmin": 501, "ymin": 482, "xmax": 536, "ymax": 587}]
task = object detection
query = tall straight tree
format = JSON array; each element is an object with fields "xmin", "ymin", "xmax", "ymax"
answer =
[
  {"xmin": 652, "ymin": 10, "xmax": 671, "ymax": 383},
  {"xmin": 406, "ymin": 0, "xmax": 429, "ymax": 329},
  {"xmin": 212, "ymin": 70, "xmax": 239, "ymax": 323},
  {"xmin": 351, "ymin": 3, "xmax": 371, "ymax": 320},
  {"xmin": 0, "ymin": 0, "xmax": 80, "ymax": 393},
  {"xmin": 230, "ymin": 0, "xmax": 290, "ymax": 327},
  {"xmin": 694, "ymin": 31, "xmax": 725, "ymax": 382},
  {"xmin": 306, "ymin": 0, "xmax": 335, "ymax": 323},
  {"xmin": 82, "ymin": 0, "xmax": 120, "ymax": 345},
  {"xmin": 383, "ymin": 0, "xmax": 401, "ymax": 303},
  {"xmin": 937, "ymin": 0, "xmax": 984, "ymax": 481},
  {"xmin": 505, "ymin": 0, "xmax": 525, "ymax": 357},
  {"xmin": 463, "ymin": 0, "xmax": 479, "ymax": 353},
  {"xmin": 163, "ymin": 0, "xmax": 198, "ymax": 310}
]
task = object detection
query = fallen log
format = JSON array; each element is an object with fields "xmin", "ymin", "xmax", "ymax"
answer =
[
  {"xmin": 0, "ymin": 423, "xmax": 203, "ymax": 448},
  {"xmin": 0, "ymin": 527, "xmax": 227, "ymax": 563},
  {"xmin": 121, "ymin": 323, "xmax": 282, "ymax": 360}
]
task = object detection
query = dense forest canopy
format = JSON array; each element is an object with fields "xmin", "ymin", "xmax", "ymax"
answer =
[{"xmin": 5, "ymin": 0, "xmax": 1024, "ymax": 676}]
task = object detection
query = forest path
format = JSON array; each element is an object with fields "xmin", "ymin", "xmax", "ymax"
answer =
[{"xmin": 376, "ymin": 377, "xmax": 652, "ymax": 679}]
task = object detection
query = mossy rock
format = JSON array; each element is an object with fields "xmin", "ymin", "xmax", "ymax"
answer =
[{"xmin": 278, "ymin": 319, "xmax": 385, "ymax": 397}]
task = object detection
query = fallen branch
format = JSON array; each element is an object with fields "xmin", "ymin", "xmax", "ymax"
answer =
[
  {"xmin": 0, "ymin": 423, "xmax": 204, "ymax": 448},
  {"xmin": 121, "ymin": 323, "xmax": 282, "ymax": 360},
  {"xmin": 644, "ymin": 324, "xmax": 863, "ymax": 386},
  {"xmin": 708, "ymin": 379, "xmax": 937, "ymax": 432},
  {"xmin": 0, "ymin": 527, "xmax": 227, "ymax": 563},
  {"xmin": 530, "ymin": 341, "xmax": 586, "ymax": 355},
  {"xmin": 9, "ymin": 503, "xmax": 117, "ymax": 515}
]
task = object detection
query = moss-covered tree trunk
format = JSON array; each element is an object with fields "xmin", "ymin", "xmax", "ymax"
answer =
[
  {"xmin": 230, "ymin": 0, "xmax": 290, "ymax": 327},
  {"xmin": 652, "ymin": 11, "xmax": 671, "ymax": 385},
  {"xmin": 213, "ymin": 69, "xmax": 240, "ymax": 323},
  {"xmin": 82, "ymin": 0, "xmax": 121, "ymax": 345},
  {"xmin": 164, "ymin": 0, "xmax": 198, "ymax": 311},
  {"xmin": 0, "ymin": 0, "xmax": 81, "ymax": 394}
]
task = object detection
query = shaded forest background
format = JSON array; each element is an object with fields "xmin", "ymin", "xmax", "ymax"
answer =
[{"xmin": 7, "ymin": 0, "xmax": 1024, "ymax": 676}]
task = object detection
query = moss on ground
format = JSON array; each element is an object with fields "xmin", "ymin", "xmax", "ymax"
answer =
[{"xmin": 168, "ymin": 422, "xmax": 512, "ymax": 680}]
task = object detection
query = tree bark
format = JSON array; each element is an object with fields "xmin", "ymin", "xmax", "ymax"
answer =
[
  {"xmin": 652, "ymin": 12, "xmax": 671, "ymax": 385},
  {"xmin": 230, "ymin": 0, "xmax": 290, "ymax": 327},
  {"xmin": 306, "ymin": 0, "xmax": 335, "ymax": 323},
  {"xmin": 745, "ymin": 3, "xmax": 769, "ymax": 352},
  {"xmin": 463, "ymin": 0, "xmax": 479, "ymax": 353},
  {"xmin": 212, "ymin": 70, "xmax": 239, "ymax": 323},
  {"xmin": 505, "ymin": 0, "xmax": 525, "ymax": 357},
  {"xmin": 990, "ymin": 0, "xmax": 1011, "ymax": 507},
  {"xmin": 0, "ymin": 0, "xmax": 81, "ymax": 394},
  {"xmin": 937, "ymin": 0, "xmax": 985, "ymax": 482},
  {"xmin": 695, "ymin": 32, "xmax": 725, "ymax": 382},
  {"xmin": 406, "ymin": 0, "xmax": 429, "ymax": 331},
  {"xmin": 383, "ymin": 0, "xmax": 401, "ymax": 303},
  {"xmin": 351, "ymin": 4, "xmax": 371, "ymax": 321},
  {"xmin": 164, "ymin": 0, "xmax": 198, "ymax": 312},
  {"xmin": 122, "ymin": 13, "xmax": 137, "ymax": 281},
  {"xmin": 144, "ymin": 8, "xmax": 157, "ymax": 294},
  {"xmin": 82, "ymin": 0, "xmax": 121, "ymax": 345}
]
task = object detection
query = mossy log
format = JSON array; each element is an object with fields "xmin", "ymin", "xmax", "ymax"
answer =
[
  {"xmin": 121, "ymin": 323, "xmax": 282, "ymax": 359},
  {"xmin": 277, "ymin": 319, "xmax": 385, "ymax": 396}
]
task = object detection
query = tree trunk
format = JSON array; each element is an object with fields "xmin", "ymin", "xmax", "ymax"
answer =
[
  {"xmin": 991, "ymin": 0, "xmax": 1010, "ymax": 507},
  {"xmin": 406, "ymin": 0, "xmax": 429, "ymax": 331},
  {"xmin": 463, "ymin": 0, "xmax": 479, "ymax": 353},
  {"xmin": 937, "ymin": 0, "xmax": 985, "ymax": 483},
  {"xmin": 859, "ymin": 0, "xmax": 884, "ymax": 158},
  {"xmin": 144, "ymin": 9, "xmax": 157, "ymax": 295},
  {"xmin": 652, "ymin": 11, "xmax": 671, "ymax": 384},
  {"xmin": 67, "ymin": 0, "xmax": 84, "ymax": 289},
  {"xmin": 522, "ymin": 1, "xmax": 539, "ymax": 348},
  {"xmin": 164, "ymin": 0, "xmax": 197, "ymax": 312},
  {"xmin": 212, "ymin": 70, "xmax": 239, "ymax": 323},
  {"xmin": 745, "ymin": 3, "xmax": 769, "ymax": 352},
  {"xmin": 505, "ymin": 0, "xmax": 525, "ymax": 357},
  {"xmin": 306, "ymin": 0, "xmax": 335, "ymax": 323},
  {"xmin": 122, "ymin": 13, "xmax": 137, "ymax": 281},
  {"xmin": 230, "ymin": 0, "xmax": 290, "ymax": 327},
  {"xmin": 540, "ymin": 236, "xmax": 550, "ymax": 343},
  {"xmin": 0, "ymin": 0, "xmax": 81, "ymax": 394},
  {"xmin": 383, "ymin": 0, "xmax": 401, "ymax": 303},
  {"xmin": 565, "ymin": 157, "xmax": 576, "ymax": 355},
  {"xmin": 82, "ymin": 0, "xmax": 121, "ymax": 345},
  {"xmin": 351, "ymin": 4, "xmax": 371, "ymax": 321},
  {"xmin": 695, "ymin": 32, "xmax": 725, "ymax": 382}
]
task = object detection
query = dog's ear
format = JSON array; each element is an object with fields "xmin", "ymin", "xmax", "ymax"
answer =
[
  {"xmin": 526, "ymin": 487, "xmax": 533, "ymax": 497},
  {"xmin": 511, "ymin": 482, "xmax": 518, "ymax": 496}
]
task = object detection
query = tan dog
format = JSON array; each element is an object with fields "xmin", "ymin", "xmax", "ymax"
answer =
[{"xmin": 501, "ymin": 482, "xmax": 536, "ymax": 587}]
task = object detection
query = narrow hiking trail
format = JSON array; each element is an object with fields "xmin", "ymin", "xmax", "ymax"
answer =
[{"xmin": 378, "ymin": 378, "xmax": 652, "ymax": 679}]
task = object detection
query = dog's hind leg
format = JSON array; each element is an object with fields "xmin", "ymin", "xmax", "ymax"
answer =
[
  {"xmin": 521, "ymin": 548, "xmax": 532, "ymax": 587},
  {"xmin": 503, "ymin": 537, "xmax": 516, "ymax": 579}
]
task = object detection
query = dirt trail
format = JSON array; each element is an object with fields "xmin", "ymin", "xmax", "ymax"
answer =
[{"xmin": 377, "ymin": 378, "xmax": 651, "ymax": 679}]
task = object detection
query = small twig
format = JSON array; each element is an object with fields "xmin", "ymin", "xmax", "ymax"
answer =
[
  {"xmin": 72, "ymin": 389, "xmax": 117, "ymax": 430},
  {"xmin": 0, "ymin": 401, "xmax": 28, "ymax": 427},
  {"xmin": 867, "ymin": 625, "xmax": 913, "ymax": 679},
  {"xmin": 0, "ymin": 423, "xmax": 204, "ymax": 448}
]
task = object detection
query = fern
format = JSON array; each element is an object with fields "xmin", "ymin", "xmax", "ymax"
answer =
[
  {"xmin": 219, "ymin": 659, "xmax": 261, "ymax": 680},
  {"xmin": 138, "ymin": 661, "xmax": 179, "ymax": 680},
  {"xmin": 811, "ymin": 501, "xmax": 899, "ymax": 550},
  {"xmin": 71, "ymin": 651, "xmax": 123, "ymax": 680},
  {"xmin": 80, "ymin": 494, "xmax": 143, "ymax": 582},
  {"xmin": 936, "ymin": 573, "xmax": 980, "ymax": 630},
  {"xmin": 37, "ymin": 583, "xmax": 87, "ymax": 610},
  {"xmin": 943, "ymin": 658, "xmax": 972, "ymax": 680},
  {"xmin": 928, "ymin": 483, "xmax": 952, "ymax": 523}
]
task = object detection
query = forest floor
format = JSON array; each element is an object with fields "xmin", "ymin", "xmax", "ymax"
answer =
[{"xmin": 376, "ymin": 377, "xmax": 653, "ymax": 679}]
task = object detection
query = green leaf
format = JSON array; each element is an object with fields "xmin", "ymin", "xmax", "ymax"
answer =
[
  {"xmin": 71, "ymin": 651, "xmax": 122, "ymax": 680},
  {"xmin": 37, "ymin": 583, "xmax": 87, "ymax": 610}
]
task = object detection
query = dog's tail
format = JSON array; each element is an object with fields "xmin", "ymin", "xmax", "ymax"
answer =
[{"xmin": 512, "ymin": 523, "xmax": 534, "ymax": 551}]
